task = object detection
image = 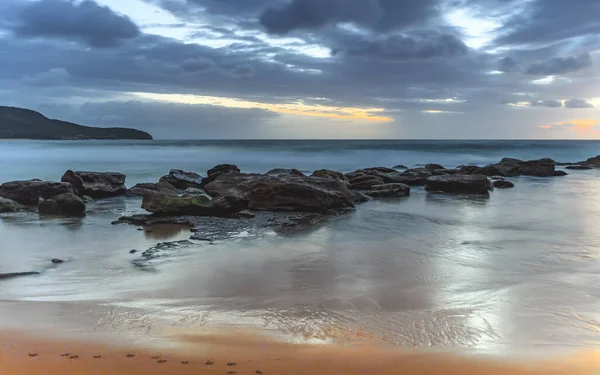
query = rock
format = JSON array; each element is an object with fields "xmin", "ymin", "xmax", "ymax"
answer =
[
  {"xmin": 0, "ymin": 197, "xmax": 24, "ymax": 213},
  {"xmin": 566, "ymin": 165, "xmax": 593, "ymax": 170},
  {"xmin": 392, "ymin": 165, "xmax": 408, "ymax": 170},
  {"xmin": 61, "ymin": 170, "xmax": 126, "ymax": 198},
  {"xmin": 499, "ymin": 157, "xmax": 523, "ymax": 164},
  {"xmin": 38, "ymin": 198, "xmax": 58, "ymax": 215},
  {"xmin": 425, "ymin": 174, "xmax": 492, "ymax": 194},
  {"xmin": 348, "ymin": 174, "xmax": 384, "ymax": 190},
  {"xmin": 158, "ymin": 169, "xmax": 203, "ymax": 189},
  {"xmin": 204, "ymin": 173, "xmax": 355, "ymax": 212},
  {"xmin": 491, "ymin": 176, "xmax": 505, "ymax": 180},
  {"xmin": 493, "ymin": 180, "xmax": 515, "ymax": 189},
  {"xmin": 51, "ymin": 259, "xmax": 65, "ymax": 264},
  {"xmin": 554, "ymin": 171, "xmax": 568, "ymax": 176},
  {"xmin": 518, "ymin": 160, "xmax": 556, "ymax": 177},
  {"xmin": 181, "ymin": 187, "xmax": 208, "ymax": 197},
  {"xmin": 425, "ymin": 164, "xmax": 444, "ymax": 171},
  {"xmin": 0, "ymin": 272, "xmax": 40, "ymax": 280},
  {"xmin": 363, "ymin": 183, "xmax": 410, "ymax": 198},
  {"xmin": 266, "ymin": 168, "xmax": 305, "ymax": 177},
  {"xmin": 207, "ymin": 164, "xmax": 241, "ymax": 176},
  {"xmin": 82, "ymin": 195, "xmax": 94, "ymax": 203},
  {"xmin": 0, "ymin": 180, "xmax": 74, "ymax": 205},
  {"xmin": 129, "ymin": 250, "xmax": 137, "ymax": 254},
  {"xmin": 53, "ymin": 193, "xmax": 86, "ymax": 216},
  {"xmin": 353, "ymin": 191, "xmax": 372, "ymax": 203},
  {"xmin": 585, "ymin": 155, "xmax": 600, "ymax": 166},
  {"xmin": 201, "ymin": 164, "xmax": 241, "ymax": 188},
  {"xmin": 142, "ymin": 193, "xmax": 214, "ymax": 216},
  {"xmin": 396, "ymin": 169, "xmax": 432, "ymax": 186},
  {"xmin": 127, "ymin": 182, "xmax": 179, "ymax": 197},
  {"xmin": 312, "ymin": 170, "xmax": 351, "ymax": 188},
  {"xmin": 210, "ymin": 195, "xmax": 250, "ymax": 216},
  {"xmin": 430, "ymin": 168, "xmax": 457, "ymax": 176}
]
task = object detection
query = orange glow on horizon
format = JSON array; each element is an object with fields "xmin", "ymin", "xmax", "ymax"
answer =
[{"xmin": 131, "ymin": 92, "xmax": 394, "ymax": 123}]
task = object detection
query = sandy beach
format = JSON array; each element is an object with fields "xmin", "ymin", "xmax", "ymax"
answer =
[{"xmin": 2, "ymin": 328, "xmax": 600, "ymax": 375}]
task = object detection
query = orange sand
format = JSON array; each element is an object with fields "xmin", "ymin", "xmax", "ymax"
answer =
[{"xmin": 1, "ymin": 329, "xmax": 600, "ymax": 375}]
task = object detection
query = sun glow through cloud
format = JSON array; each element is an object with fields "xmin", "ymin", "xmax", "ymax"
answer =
[
  {"xmin": 132, "ymin": 92, "xmax": 393, "ymax": 122},
  {"xmin": 540, "ymin": 119, "xmax": 600, "ymax": 134}
]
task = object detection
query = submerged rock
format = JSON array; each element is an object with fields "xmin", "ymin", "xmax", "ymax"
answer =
[
  {"xmin": 363, "ymin": 183, "xmax": 410, "ymax": 198},
  {"xmin": 493, "ymin": 180, "xmax": 515, "ymax": 189},
  {"xmin": 0, "ymin": 197, "xmax": 24, "ymax": 213},
  {"xmin": 425, "ymin": 174, "xmax": 492, "ymax": 194},
  {"xmin": 159, "ymin": 169, "xmax": 204, "ymax": 189},
  {"xmin": 204, "ymin": 173, "xmax": 355, "ymax": 212},
  {"xmin": 61, "ymin": 170, "xmax": 126, "ymax": 198},
  {"xmin": 0, "ymin": 180, "xmax": 74, "ymax": 205},
  {"xmin": 127, "ymin": 181, "xmax": 179, "ymax": 197},
  {"xmin": 392, "ymin": 165, "xmax": 408, "ymax": 170},
  {"xmin": 38, "ymin": 193, "xmax": 86, "ymax": 216},
  {"xmin": 566, "ymin": 165, "xmax": 593, "ymax": 170},
  {"xmin": 142, "ymin": 193, "xmax": 214, "ymax": 216},
  {"xmin": 0, "ymin": 272, "xmax": 40, "ymax": 280}
]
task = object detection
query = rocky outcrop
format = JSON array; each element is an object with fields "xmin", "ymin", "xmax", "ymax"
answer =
[
  {"xmin": 348, "ymin": 174, "xmax": 384, "ymax": 190},
  {"xmin": 266, "ymin": 168, "xmax": 305, "ymax": 177},
  {"xmin": 204, "ymin": 173, "xmax": 355, "ymax": 212},
  {"xmin": 585, "ymin": 155, "xmax": 600, "ymax": 166},
  {"xmin": 393, "ymin": 165, "xmax": 408, "ymax": 170},
  {"xmin": 458, "ymin": 157, "xmax": 562, "ymax": 178},
  {"xmin": 363, "ymin": 183, "xmax": 410, "ymax": 198},
  {"xmin": 200, "ymin": 164, "xmax": 241, "ymax": 188},
  {"xmin": 312, "ymin": 170, "xmax": 351, "ymax": 188},
  {"xmin": 127, "ymin": 181, "xmax": 179, "ymax": 197},
  {"xmin": 158, "ymin": 169, "xmax": 203, "ymax": 189},
  {"xmin": 396, "ymin": 169, "xmax": 432, "ymax": 186},
  {"xmin": 0, "ymin": 197, "xmax": 24, "ymax": 213},
  {"xmin": 425, "ymin": 174, "xmax": 492, "ymax": 194},
  {"xmin": 425, "ymin": 164, "xmax": 444, "ymax": 171},
  {"xmin": 0, "ymin": 180, "xmax": 74, "ymax": 205},
  {"xmin": 493, "ymin": 180, "xmax": 515, "ymax": 189},
  {"xmin": 39, "ymin": 193, "xmax": 86, "ymax": 216},
  {"xmin": 61, "ymin": 170, "xmax": 126, "ymax": 198}
]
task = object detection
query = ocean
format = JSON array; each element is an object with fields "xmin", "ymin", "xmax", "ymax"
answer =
[{"xmin": 1, "ymin": 139, "xmax": 600, "ymax": 356}]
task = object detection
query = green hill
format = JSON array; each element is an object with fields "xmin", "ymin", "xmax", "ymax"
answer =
[{"xmin": 0, "ymin": 106, "xmax": 152, "ymax": 140}]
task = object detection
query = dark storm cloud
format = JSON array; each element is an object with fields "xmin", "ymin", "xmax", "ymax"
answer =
[
  {"xmin": 495, "ymin": 0, "xmax": 600, "ymax": 46},
  {"xmin": 524, "ymin": 53, "xmax": 592, "ymax": 76},
  {"xmin": 564, "ymin": 98, "xmax": 596, "ymax": 109},
  {"xmin": 181, "ymin": 57, "xmax": 217, "ymax": 73},
  {"xmin": 339, "ymin": 31, "xmax": 468, "ymax": 62},
  {"xmin": 497, "ymin": 56, "xmax": 520, "ymax": 73},
  {"xmin": 260, "ymin": 0, "xmax": 440, "ymax": 34},
  {"xmin": 3, "ymin": 0, "xmax": 140, "ymax": 47}
]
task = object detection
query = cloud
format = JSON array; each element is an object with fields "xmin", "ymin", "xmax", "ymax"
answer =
[
  {"xmin": 181, "ymin": 57, "xmax": 216, "ymax": 73},
  {"xmin": 564, "ymin": 98, "xmax": 596, "ymax": 109},
  {"xmin": 497, "ymin": 56, "xmax": 520, "ymax": 73},
  {"xmin": 5, "ymin": 0, "xmax": 140, "ymax": 47},
  {"xmin": 541, "ymin": 119, "xmax": 600, "ymax": 131},
  {"xmin": 524, "ymin": 53, "xmax": 592, "ymax": 76},
  {"xmin": 260, "ymin": 0, "xmax": 439, "ymax": 34},
  {"xmin": 22, "ymin": 67, "xmax": 71, "ymax": 86},
  {"xmin": 530, "ymin": 100, "xmax": 563, "ymax": 108},
  {"xmin": 226, "ymin": 64, "xmax": 256, "ymax": 78},
  {"xmin": 338, "ymin": 31, "xmax": 469, "ymax": 62}
]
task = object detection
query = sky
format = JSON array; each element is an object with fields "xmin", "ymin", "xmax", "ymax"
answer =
[{"xmin": 0, "ymin": 0, "xmax": 599, "ymax": 139}]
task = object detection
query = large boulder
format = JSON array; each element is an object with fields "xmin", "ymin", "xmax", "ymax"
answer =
[
  {"xmin": 363, "ymin": 183, "xmax": 410, "ymax": 198},
  {"xmin": 39, "ymin": 193, "xmax": 86, "ymax": 216},
  {"xmin": 204, "ymin": 173, "xmax": 355, "ymax": 212},
  {"xmin": 425, "ymin": 174, "xmax": 492, "ymax": 194},
  {"xmin": 584, "ymin": 155, "xmax": 600, "ymax": 166},
  {"xmin": 348, "ymin": 174, "xmax": 384, "ymax": 190},
  {"xmin": 312, "ymin": 169, "xmax": 351, "ymax": 187},
  {"xmin": 493, "ymin": 180, "xmax": 515, "ymax": 189},
  {"xmin": 0, "ymin": 197, "xmax": 24, "ymax": 213},
  {"xmin": 61, "ymin": 170, "xmax": 126, "ymax": 198},
  {"xmin": 396, "ymin": 168, "xmax": 432, "ymax": 186},
  {"xmin": 201, "ymin": 164, "xmax": 241, "ymax": 188},
  {"xmin": 127, "ymin": 181, "xmax": 179, "ymax": 197},
  {"xmin": 142, "ymin": 193, "xmax": 214, "ymax": 216},
  {"xmin": 158, "ymin": 169, "xmax": 203, "ymax": 189},
  {"xmin": 518, "ymin": 159, "xmax": 555, "ymax": 177},
  {"xmin": 425, "ymin": 164, "xmax": 444, "ymax": 171},
  {"xmin": 458, "ymin": 158, "xmax": 558, "ymax": 178},
  {"xmin": 0, "ymin": 180, "xmax": 74, "ymax": 205}
]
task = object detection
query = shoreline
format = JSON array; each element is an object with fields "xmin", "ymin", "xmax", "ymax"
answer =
[{"xmin": 2, "ymin": 328, "xmax": 600, "ymax": 375}]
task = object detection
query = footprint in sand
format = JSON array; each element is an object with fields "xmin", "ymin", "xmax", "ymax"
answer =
[
  {"xmin": 227, "ymin": 362, "xmax": 237, "ymax": 366},
  {"xmin": 126, "ymin": 353, "xmax": 135, "ymax": 358},
  {"xmin": 256, "ymin": 371, "xmax": 264, "ymax": 374},
  {"xmin": 28, "ymin": 353, "xmax": 38, "ymax": 357},
  {"xmin": 181, "ymin": 361, "xmax": 189, "ymax": 364},
  {"xmin": 205, "ymin": 360, "xmax": 215, "ymax": 365},
  {"xmin": 70, "ymin": 355, "xmax": 79, "ymax": 359},
  {"xmin": 157, "ymin": 359, "xmax": 167, "ymax": 364},
  {"xmin": 151, "ymin": 356, "xmax": 160, "ymax": 359},
  {"xmin": 61, "ymin": 353, "xmax": 70, "ymax": 357},
  {"xmin": 228, "ymin": 372, "xmax": 237, "ymax": 374},
  {"xmin": 93, "ymin": 355, "xmax": 102, "ymax": 359}
]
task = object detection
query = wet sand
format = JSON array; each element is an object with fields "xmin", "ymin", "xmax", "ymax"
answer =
[{"xmin": 2, "ymin": 329, "xmax": 600, "ymax": 375}]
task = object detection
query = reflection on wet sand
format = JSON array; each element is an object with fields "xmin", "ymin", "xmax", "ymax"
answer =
[{"xmin": 143, "ymin": 225, "xmax": 191, "ymax": 240}]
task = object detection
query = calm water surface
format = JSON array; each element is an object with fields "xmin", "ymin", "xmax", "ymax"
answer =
[{"xmin": 1, "ymin": 140, "xmax": 600, "ymax": 356}]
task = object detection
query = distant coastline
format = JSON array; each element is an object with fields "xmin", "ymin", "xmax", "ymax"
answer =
[{"xmin": 0, "ymin": 106, "xmax": 152, "ymax": 140}]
